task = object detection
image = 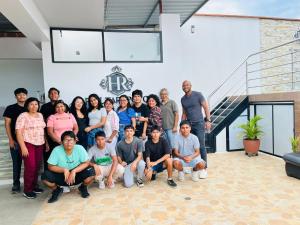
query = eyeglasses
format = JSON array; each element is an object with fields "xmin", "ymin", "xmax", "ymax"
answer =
[{"xmin": 63, "ymin": 139, "xmax": 75, "ymax": 143}]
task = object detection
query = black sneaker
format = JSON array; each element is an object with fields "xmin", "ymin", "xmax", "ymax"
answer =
[
  {"xmin": 33, "ymin": 187, "xmax": 44, "ymax": 194},
  {"xmin": 78, "ymin": 184, "xmax": 90, "ymax": 198},
  {"xmin": 167, "ymin": 179, "xmax": 177, "ymax": 187},
  {"xmin": 11, "ymin": 185, "xmax": 21, "ymax": 193},
  {"xmin": 136, "ymin": 178, "xmax": 144, "ymax": 188},
  {"xmin": 23, "ymin": 192, "xmax": 37, "ymax": 199},
  {"xmin": 151, "ymin": 173, "xmax": 157, "ymax": 181},
  {"xmin": 48, "ymin": 187, "xmax": 63, "ymax": 203}
]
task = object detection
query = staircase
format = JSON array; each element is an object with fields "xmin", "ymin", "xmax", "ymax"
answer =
[
  {"xmin": 205, "ymin": 38, "xmax": 300, "ymax": 153},
  {"xmin": 0, "ymin": 120, "xmax": 23, "ymax": 183},
  {"xmin": 205, "ymin": 96, "xmax": 249, "ymax": 153}
]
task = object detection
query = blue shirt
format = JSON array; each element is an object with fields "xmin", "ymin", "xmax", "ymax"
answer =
[
  {"xmin": 117, "ymin": 108, "xmax": 135, "ymax": 125},
  {"xmin": 174, "ymin": 133, "xmax": 200, "ymax": 156},
  {"xmin": 48, "ymin": 144, "xmax": 89, "ymax": 170},
  {"xmin": 181, "ymin": 91, "xmax": 205, "ymax": 123}
]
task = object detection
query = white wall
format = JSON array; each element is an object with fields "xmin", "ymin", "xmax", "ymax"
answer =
[
  {"xmin": 181, "ymin": 16, "xmax": 260, "ymax": 98},
  {"xmin": 42, "ymin": 14, "xmax": 185, "ymax": 107},
  {"xmin": 42, "ymin": 15, "xmax": 261, "ymax": 112},
  {"xmin": 0, "ymin": 38, "xmax": 42, "ymax": 59},
  {"xmin": 0, "ymin": 59, "xmax": 44, "ymax": 107}
]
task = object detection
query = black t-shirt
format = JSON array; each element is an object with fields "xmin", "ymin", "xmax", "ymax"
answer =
[
  {"xmin": 144, "ymin": 137, "xmax": 171, "ymax": 162},
  {"xmin": 40, "ymin": 102, "xmax": 55, "ymax": 121},
  {"xmin": 3, "ymin": 103, "xmax": 26, "ymax": 141},
  {"xmin": 132, "ymin": 103, "xmax": 150, "ymax": 137}
]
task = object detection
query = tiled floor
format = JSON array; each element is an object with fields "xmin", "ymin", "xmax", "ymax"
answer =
[{"xmin": 32, "ymin": 152, "xmax": 300, "ymax": 225}]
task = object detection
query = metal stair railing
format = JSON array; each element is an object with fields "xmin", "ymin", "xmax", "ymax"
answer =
[{"xmin": 208, "ymin": 38, "xmax": 300, "ymax": 124}]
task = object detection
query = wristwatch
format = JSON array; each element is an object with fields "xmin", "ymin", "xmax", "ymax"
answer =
[{"xmin": 204, "ymin": 117, "xmax": 211, "ymax": 122}]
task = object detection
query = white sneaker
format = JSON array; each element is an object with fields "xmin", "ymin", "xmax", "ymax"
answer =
[
  {"xmin": 178, "ymin": 171, "xmax": 185, "ymax": 181},
  {"xmin": 192, "ymin": 171, "xmax": 199, "ymax": 182},
  {"xmin": 62, "ymin": 186, "xmax": 70, "ymax": 193},
  {"xmin": 183, "ymin": 167, "xmax": 191, "ymax": 174},
  {"xmin": 198, "ymin": 169, "xmax": 208, "ymax": 179},
  {"xmin": 108, "ymin": 181, "xmax": 115, "ymax": 189},
  {"xmin": 99, "ymin": 178, "xmax": 105, "ymax": 189}
]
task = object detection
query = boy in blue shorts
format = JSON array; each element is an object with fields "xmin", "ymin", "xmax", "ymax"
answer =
[
  {"xmin": 173, "ymin": 120, "xmax": 206, "ymax": 182},
  {"xmin": 144, "ymin": 125, "xmax": 177, "ymax": 187}
]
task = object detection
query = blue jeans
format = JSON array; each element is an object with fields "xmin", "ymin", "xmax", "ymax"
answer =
[
  {"xmin": 124, "ymin": 160, "xmax": 145, "ymax": 188},
  {"xmin": 190, "ymin": 121, "xmax": 207, "ymax": 165},
  {"xmin": 87, "ymin": 128, "xmax": 103, "ymax": 148},
  {"xmin": 10, "ymin": 142, "xmax": 22, "ymax": 187},
  {"xmin": 118, "ymin": 124, "xmax": 126, "ymax": 142},
  {"xmin": 164, "ymin": 129, "xmax": 176, "ymax": 149}
]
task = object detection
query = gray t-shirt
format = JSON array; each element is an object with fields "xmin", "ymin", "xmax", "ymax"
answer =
[
  {"xmin": 160, "ymin": 99, "xmax": 178, "ymax": 130},
  {"xmin": 116, "ymin": 137, "xmax": 144, "ymax": 164},
  {"xmin": 88, "ymin": 145, "xmax": 116, "ymax": 166},
  {"xmin": 174, "ymin": 133, "xmax": 200, "ymax": 156},
  {"xmin": 88, "ymin": 108, "xmax": 107, "ymax": 126},
  {"xmin": 181, "ymin": 91, "xmax": 205, "ymax": 123}
]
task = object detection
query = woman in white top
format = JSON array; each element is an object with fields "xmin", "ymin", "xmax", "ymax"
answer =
[
  {"xmin": 85, "ymin": 94, "xmax": 107, "ymax": 148},
  {"xmin": 103, "ymin": 98, "xmax": 119, "ymax": 151}
]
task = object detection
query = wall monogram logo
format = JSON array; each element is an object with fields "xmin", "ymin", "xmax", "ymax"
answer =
[{"xmin": 100, "ymin": 66, "xmax": 134, "ymax": 96}]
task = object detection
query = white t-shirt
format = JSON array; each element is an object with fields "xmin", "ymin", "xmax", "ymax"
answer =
[
  {"xmin": 88, "ymin": 145, "xmax": 116, "ymax": 166},
  {"xmin": 88, "ymin": 108, "xmax": 107, "ymax": 126},
  {"xmin": 104, "ymin": 110, "xmax": 119, "ymax": 138}
]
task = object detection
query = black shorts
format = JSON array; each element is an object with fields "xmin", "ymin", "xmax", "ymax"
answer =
[{"xmin": 41, "ymin": 166, "xmax": 95, "ymax": 186}]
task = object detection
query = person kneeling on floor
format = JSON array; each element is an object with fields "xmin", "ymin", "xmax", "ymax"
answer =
[
  {"xmin": 41, "ymin": 131, "xmax": 95, "ymax": 203},
  {"xmin": 116, "ymin": 125, "xmax": 145, "ymax": 188},
  {"xmin": 144, "ymin": 125, "xmax": 177, "ymax": 187},
  {"xmin": 88, "ymin": 130, "xmax": 124, "ymax": 189},
  {"xmin": 173, "ymin": 120, "xmax": 206, "ymax": 182}
]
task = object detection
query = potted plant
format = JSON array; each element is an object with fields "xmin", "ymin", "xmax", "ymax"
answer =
[
  {"xmin": 290, "ymin": 136, "xmax": 300, "ymax": 153},
  {"xmin": 239, "ymin": 115, "xmax": 263, "ymax": 156}
]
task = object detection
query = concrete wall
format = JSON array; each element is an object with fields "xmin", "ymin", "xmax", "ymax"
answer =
[
  {"xmin": 42, "ymin": 14, "xmax": 261, "ymax": 111},
  {"xmin": 0, "ymin": 59, "xmax": 44, "ymax": 108},
  {"xmin": 181, "ymin": 15, "xmax": 260, "ymax": 99},
  {"xmin": 259, "ymin": 19, "xmax": 300, "ymax": 93},
  {"xmin": 42, "ymin": 14, "xmax": 184, "ymax": 106}
]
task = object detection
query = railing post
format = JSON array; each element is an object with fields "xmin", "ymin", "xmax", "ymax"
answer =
[
  {"xmin": 246, "ymin": 60, "xmax": 249, "ymax": 95},
  {"xmin": 291, "ymin": 50, "xmax": 294, "ymax": 90}
]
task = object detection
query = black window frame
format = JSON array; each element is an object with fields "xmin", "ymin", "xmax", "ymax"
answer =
[{"xmin": 50, "ymin": 27, "xmax": 163, "ymax": 63}]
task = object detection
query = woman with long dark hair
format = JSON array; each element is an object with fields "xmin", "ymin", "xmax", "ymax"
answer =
[
  {"xmin": 85, "ymin": 94, "xmax": 107, "ymax": 148},
  {"xmin": 70, "ymin": 96, "xmax": 89, "ymax": 149},
  {"xmin": 16, "ymin": 97, "xmax": 47, "ymax": 199},
  {"xmin": 116, "ymin": 95, "xmax": 136, "ymax": 141},
  {"xmin": 146, "ymin": 94, "xmax": 163, "ymax": 137}
]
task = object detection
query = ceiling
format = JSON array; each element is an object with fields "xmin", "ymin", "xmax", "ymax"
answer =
[
  {"xmin": 105, "ymin": 0, "xmax": 209, "ymax": 28},
  {"xmin": 0, "ymin": 0, "xmax": 208, "ymax": 32},
  {"xmin": 0, "ymin": 12, "xmax": 17, "ymax": 32}
]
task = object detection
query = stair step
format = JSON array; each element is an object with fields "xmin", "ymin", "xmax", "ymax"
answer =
[
  {"xmin": 213, "ymin": 108, "xmax": 233, "ymax": 117},
  {"xmin": 220, "ymin": 101, "xmax": 240, "ymax": 109},
  {"xmin": 211, "ymin": 115, "xmax": 226, "ymax": 123}
]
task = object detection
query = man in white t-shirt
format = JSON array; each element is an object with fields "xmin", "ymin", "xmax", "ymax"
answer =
[
  {"xmin": 88, "ymin": 131, "xmax": 124, "ymax": 189},
  {"xmin": 173, "ymin": 120, "xmax": 206, "ymax": 182}
]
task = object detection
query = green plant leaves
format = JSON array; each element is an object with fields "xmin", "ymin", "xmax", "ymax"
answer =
[{"xmin": 238, "ymin": 115, "xmax": 263, "ymax": 140}]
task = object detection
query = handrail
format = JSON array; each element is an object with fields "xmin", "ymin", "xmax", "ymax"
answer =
[
  {"xmin": 208, "ymin": 38, "xmax": 300, "ymax": 110},
  {"xmin": 207, "ymin": 58, "xmax": 248, "ymax": 102},
  {"xmin": 248, "ymin": 39, "xmax": 300, "ymax": 58}
]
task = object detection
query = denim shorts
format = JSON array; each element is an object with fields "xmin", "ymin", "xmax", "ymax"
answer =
[
  {"xmin": 151, "ymin": 162, "xmax": 166, "ymax": 173},
  {"xmin": 173, "ymin": 156, "xmax": 205, "ymax": 168}
]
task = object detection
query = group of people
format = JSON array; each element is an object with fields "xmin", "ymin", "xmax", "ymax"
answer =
[{"xmin": 3, "ymin": 80, "xmax": 211, "ymax": 203}]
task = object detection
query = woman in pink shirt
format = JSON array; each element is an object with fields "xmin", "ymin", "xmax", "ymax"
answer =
[
  {"xmin": 16, "ymin": 97, "xmax": 47, "ymax": 199},
  {"xmin": 47, "ymin": 100, "xmax": 78, "ymax": 149}
]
